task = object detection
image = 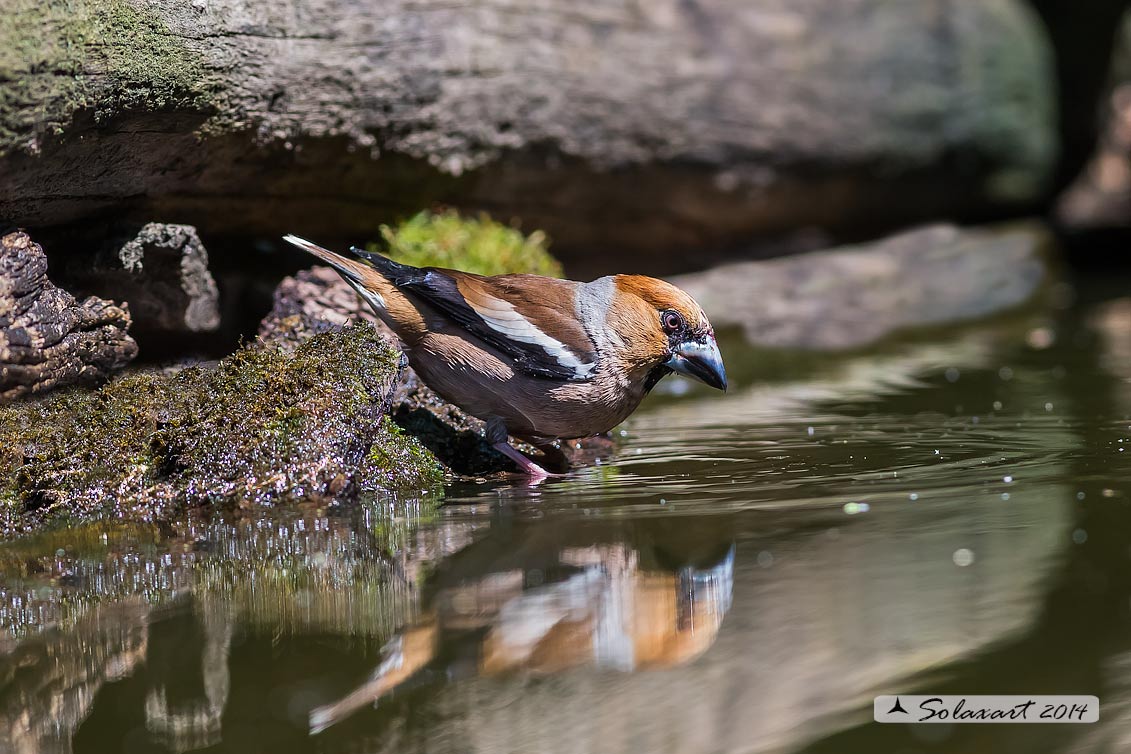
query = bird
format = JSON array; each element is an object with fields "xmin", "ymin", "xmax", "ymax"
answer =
[{"xmin": 282, "ymin": 235, "xmax": 727, "ymax": 477}]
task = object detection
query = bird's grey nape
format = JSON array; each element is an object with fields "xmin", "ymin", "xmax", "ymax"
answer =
[{"xmin": 575, "ymin": 276, "xmax": 618, "ymax": 351}]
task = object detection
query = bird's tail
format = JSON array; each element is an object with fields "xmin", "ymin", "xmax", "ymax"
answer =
[
  {"xmin": 282, "ymin": 234, "xmax": 375, "ymax": 285},
  {"xmin": 282, "ymin": 233, "xmax": 401, "ymax": 320}
]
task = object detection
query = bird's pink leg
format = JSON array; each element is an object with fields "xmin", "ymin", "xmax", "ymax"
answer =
[
  {"xmin": 491, "ymin": 441, "xmax": 552, "ymax": 478},
  {"xmin": 485, "ymin": 418, "xmax": 552, "ymax": 478}
]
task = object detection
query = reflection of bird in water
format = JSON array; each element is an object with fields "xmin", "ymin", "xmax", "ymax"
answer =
[{"xmin": 309, "ymin": 545, "xmax": 734, "ymax": 735}]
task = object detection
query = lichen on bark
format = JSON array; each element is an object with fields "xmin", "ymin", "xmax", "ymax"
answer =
[{"xmin": 0, "ymin": 0, "xmax": 210, "ymax": 156}]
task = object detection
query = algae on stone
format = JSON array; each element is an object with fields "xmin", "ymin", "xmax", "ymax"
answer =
[
  {"xmin": 0, "ymin": 324, "xmax": 443, "ymax": 534},
  {"xmin": 373, "ymin": 210, "xmax": 562, "ymax": 277}
]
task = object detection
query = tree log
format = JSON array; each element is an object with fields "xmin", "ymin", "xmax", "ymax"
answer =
[
  {"xmin": 0, "ymin": 0, "xmax": 1056, "ymax": 262},
  {"xmin": 0, "ymin": 232, "xmax": 137, "ymax": 403}
]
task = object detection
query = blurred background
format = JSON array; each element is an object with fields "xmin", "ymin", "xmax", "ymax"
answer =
[{"xmin": 2, "ymin": 2, "xmax": 1131, "ymax": 753}]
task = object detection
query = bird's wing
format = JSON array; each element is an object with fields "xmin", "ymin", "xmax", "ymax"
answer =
[{"xmin": 368, "ymin": 260, "xmax": 598, "ymax": 381}]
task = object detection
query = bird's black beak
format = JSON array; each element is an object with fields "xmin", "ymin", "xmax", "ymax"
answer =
[{"xmin": 667, "ymin": 336, "xmax": 727, "ymax": 391}]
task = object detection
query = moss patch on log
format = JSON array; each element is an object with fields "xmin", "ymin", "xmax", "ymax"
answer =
[
  {"xmin": 373, "ymin": 210, "xmax": 563, "ymax": 277},
  {"xmin": 0, "ymin": 324, "xmax": 443, "ymax": 535},
  {"xmin": 361, "ymin": 416, "xmax": 446, "ymax": 492},
  {"xmin": 0, "ymin": 0, "xmax": 210, "ymax": 155}
]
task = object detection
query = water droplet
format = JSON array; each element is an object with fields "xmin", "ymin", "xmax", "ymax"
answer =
[
  {"xmin": 1045, "ymin": 402, "xmax": 1054, "ymax": 412},
  {"xmin": 1026, "ymin": 327, "xmax": 1055, "ymax": 349},
  {"xmin": 757, "ymin": 551, "xmax": 774, "ymax": 568},
  {"xmin": 998, "ymin": 366, "xmax": 1014, "ymax": 381},
  {"xmin": 1072, "ymin": 529, "xmax": 1088, "ymax": 545},
  {"xmin": 993, "ymin": 401, "xmax": 1003, "ymax": 411},
  {"xmin": 1003, "ymin": 475, "xmax": 1013, "ymax": 483},
  {"xmin": 945, "ymin": 367, "xmax": 960, "ymax": 383},
  {"xmin": 1001, "ymin": 492, "xmax": 1011, "ymax": 501},
  {"xmin": 909, "ymin": 492, "xmax": 919, "ymax": 501},
  {"xmin": 807, "ymin": 426, "xmax": 815, "ymax": 436},
  {"xmin": 1077, "ymin": 491, "xmax": 1086, "ymax": 500},
  {"xmin": 953, "ymin": 548, "xmax": 975, "ymax": 567}
]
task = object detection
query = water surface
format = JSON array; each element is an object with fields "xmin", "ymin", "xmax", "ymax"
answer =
[{"xmin": 2, "ymin": 276, "xmax": 1130, "ymax": 754}]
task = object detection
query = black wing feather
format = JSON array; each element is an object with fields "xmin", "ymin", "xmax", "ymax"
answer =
[{"xmin": 348, "ymin": 247, "xmax": 591, "ymax": 381}]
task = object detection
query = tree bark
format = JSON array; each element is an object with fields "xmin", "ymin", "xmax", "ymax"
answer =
[
  {"xmin": 0, "ymin": 232, "xmax": 137, "ymax": 403},
  {"xmin": 0, "ymin": 0, "xmax": 1056, "ymax": 262}
]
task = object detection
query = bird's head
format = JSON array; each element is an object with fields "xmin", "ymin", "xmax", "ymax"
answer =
[{"xmin": 609, "ymin": 275, "xmax": 727, "ymax": 392}]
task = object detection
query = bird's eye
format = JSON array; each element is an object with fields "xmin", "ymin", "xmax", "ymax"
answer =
[{"xmin": 661, "ymin": 310, "xmax": 684, "ymax": 334}]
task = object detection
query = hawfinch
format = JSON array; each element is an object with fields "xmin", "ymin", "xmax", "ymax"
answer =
[{"xmin": 282, "ymin": 235, "xmax": 727, "ymax": 476}]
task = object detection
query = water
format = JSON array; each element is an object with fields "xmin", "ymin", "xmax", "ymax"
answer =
[{"xmin": 2, "ymin": 276, "xmax": 1130, "ymax": 754}]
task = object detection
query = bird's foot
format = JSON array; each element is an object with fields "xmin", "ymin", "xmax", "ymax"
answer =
[{"xmin": 490, "ymin": 442, "xmax": 555, "ymax": 479}]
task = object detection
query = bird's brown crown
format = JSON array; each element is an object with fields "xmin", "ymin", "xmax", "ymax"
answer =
[
  {"xmin": 605, "ymin": 275, "xmax": 714, "ymax": 368},
  {"xmin": 613, "ymin": 275, "xmax": 711, "ymax": 333}
]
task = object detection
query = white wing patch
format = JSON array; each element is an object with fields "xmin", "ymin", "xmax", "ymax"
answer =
[{"xmin": 471, "ymin": 293, "xmax": 595, "ymax": 378}]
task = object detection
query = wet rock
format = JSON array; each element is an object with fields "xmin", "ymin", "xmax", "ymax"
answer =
[
  {"xmin": 673, "ymin": 223, "xmax": 1051, "ymax": 351},
  {"xmin": 0, "ymin": 0, "xmax": 1055, "ymax": 259},
  {"xmin": 258, "ymin": 266, "xmax": 385, "ymax": 347},
  {"xmin": 0, "ymin": 231, "xmax": 137, "ymax": 403},
  {"xmin": 61, "ymin": 223, "xmax": 220, "ymax": 336},
  {"xmin": 0, "ymin": 324, "xmax": 442, "ymax": 534}
]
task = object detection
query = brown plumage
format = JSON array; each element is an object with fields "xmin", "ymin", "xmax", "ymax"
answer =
[{"xmin": 283, "ymin": 235, "xmax": 727, "ymax": 476}]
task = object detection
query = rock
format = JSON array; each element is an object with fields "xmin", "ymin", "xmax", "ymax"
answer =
[
  {"xmin": 257, "ymin": 266, "xmax": 384, "ymax": 346},
  {"xmin": 0, "ymin": 231, "xmax": 137, "ymax": 403},
  {"xmin": 60, "ymin": 223, "xmax": 220, "ymax": 336},
  {"xmin": 0, "ymin": 0, "xmax": 1055, "ymax": 261},
  {"xmin": 672, "ymin": 223, "xmax": 1051, "ymax": 351},
  {"xmin": 0, "ymin": 324, "xmax": 443, "ymax": 534},
  {"xmin": 1056, "ymin": 10, "xmax": 1131, "ymax": 231},
  {"xmin": 1029, "ymin": 0, "xmax": 1131, "ymax": 186}
]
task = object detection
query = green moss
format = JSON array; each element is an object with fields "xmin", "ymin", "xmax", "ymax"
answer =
[
  {"xmin": 0, "ymin": 0, "xmax": 210, "ymax": 155},
  {"xmin": 0, "ymin": 324, "xmax": 436, "ymax": 534},
  {"xmin": 372, "ymin": 210, "xmax": 563, "ymax": 277},
  {"xmin": 361, "ymin": 417, "xmax": 445, "ymax": 492}
]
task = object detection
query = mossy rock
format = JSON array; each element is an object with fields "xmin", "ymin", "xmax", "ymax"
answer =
[
  {"xmin": 361, "ymin": 417, "xmax": 446, "ymax": 492},
  {"xmin": 374, "ymin": 210, "xmax": 562, "ymax": 277},
  {"xmin": 0, "ymin": 324, "xmax": 443, "ymax": 534}
]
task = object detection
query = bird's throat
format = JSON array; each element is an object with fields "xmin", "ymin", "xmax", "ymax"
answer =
[{"xmin": 643, "ymin": 364, "xmax": 673, "ymax": 394}]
